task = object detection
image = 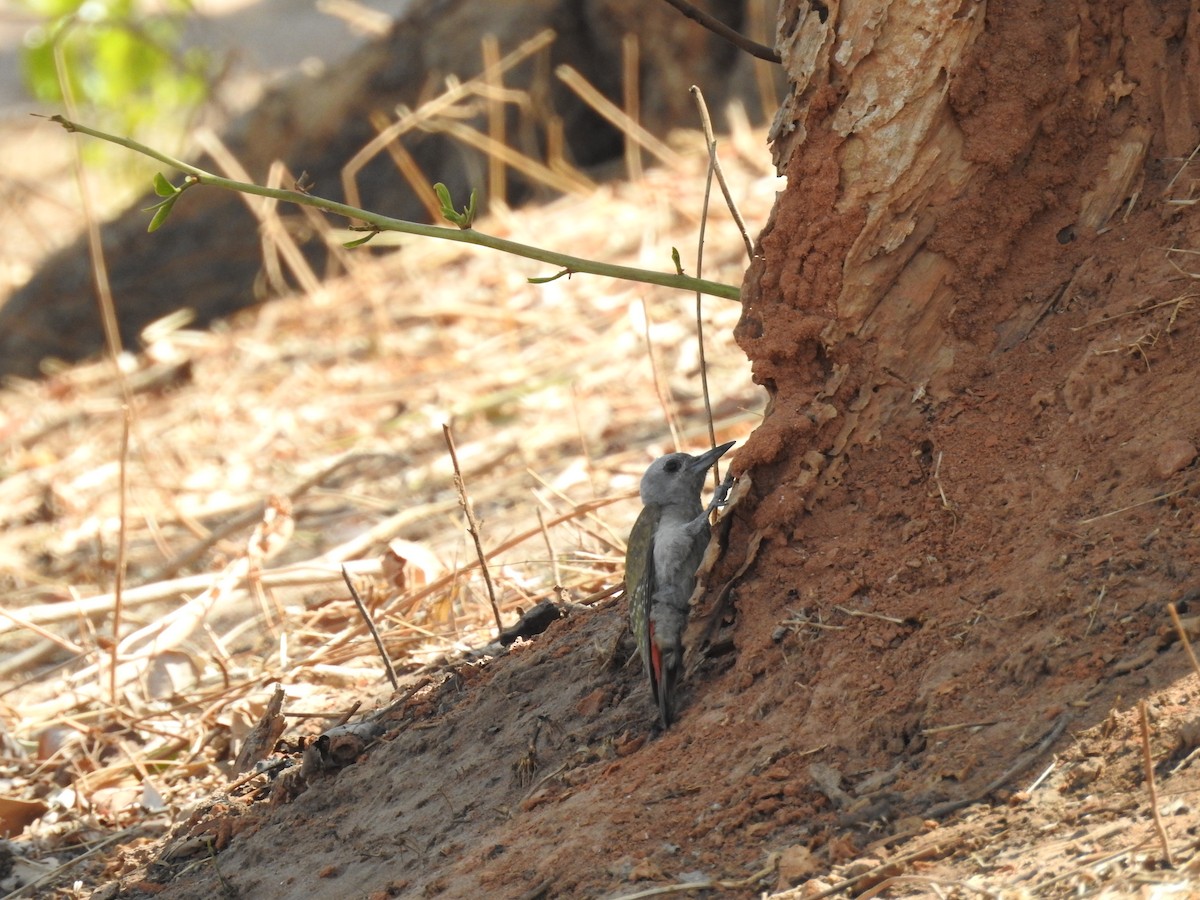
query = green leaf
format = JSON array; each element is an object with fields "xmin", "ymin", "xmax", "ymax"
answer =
[
  {"xmin": 460, "ymin": 189, "xmax": 478, "ymax": 228},
  {"xmin": 432, "ymin": 183, "xmax": 478, "ymax": 229},
  {"xmin": 146, "ymin": 195, "xmax": 177, "ymax": 232},
  {"xmin": 343, "ymin": 231, "xmax": 378, "ymax": 249},
  {"xmin": 152, "ymin": 172, "xmax": 177, "ymax": 197}
]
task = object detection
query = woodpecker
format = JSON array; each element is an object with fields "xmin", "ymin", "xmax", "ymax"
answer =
[{"xmin": 625, "ymin": 441, "xmax": 735, "ymax": 727}]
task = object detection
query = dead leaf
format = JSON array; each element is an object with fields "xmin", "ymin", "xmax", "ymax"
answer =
[{"xmin": 0, "ymin": 795, "xmax": 48, "ymax": 835}]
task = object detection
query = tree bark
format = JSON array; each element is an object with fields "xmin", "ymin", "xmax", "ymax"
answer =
[{"xmin": 735, "ymin": 0, "xmax": 1200, "ymax": 530}]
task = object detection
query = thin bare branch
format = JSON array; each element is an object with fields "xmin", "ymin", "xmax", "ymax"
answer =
[{"xmin": 656, "ymin": 0, "xmax": 781, "ymax": 63}]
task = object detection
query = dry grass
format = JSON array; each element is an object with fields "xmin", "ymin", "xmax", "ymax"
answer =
[{"xmin": 0, "ymin": 105, "xmax": 773, "ymax": 856}]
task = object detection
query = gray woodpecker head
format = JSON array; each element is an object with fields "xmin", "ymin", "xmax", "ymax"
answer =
[
  {"xmin": 638, "ymin": 440, "xmax": 735, "ymax": 509},
  {"xmin": 625, "ymin": 440, "xmax": 735, "ymax": 728}
]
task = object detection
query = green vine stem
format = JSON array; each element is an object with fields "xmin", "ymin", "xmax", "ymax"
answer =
[{"xmin": 50, "ymin": 115, "xmax": 742, "ymax": 302}]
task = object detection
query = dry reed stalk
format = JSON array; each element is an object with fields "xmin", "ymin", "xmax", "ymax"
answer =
[
  {"xmin": 689, "ymin": 87, "xmax": 719, "ymax": 474},
  {"xmin": 525, "ymin": 468, "xmax": 628, "ymax": 553},
  {"xmin": 0, "ymin": 609, "xmax": 84, "ymax": 656},
  {"xmin": 1077, "ymin": 485, "xmax": 1193, "ymax": 525},
  {"xmin": 1, "ymin": 557, "xmax": 386, "ymax": 633},
  {"xmin": 418, "ymin": 116, "xmax": 595, "ymax": 196},
  {"xmin": 273, "ymin": 160, "xmax": 363, "ymax": 281},
  {"xmin": 378, "ymin": 495, "xmax": 628, "ymax": 622},
  {"xmin": 554, "ymin": 65, "xmax": 681, "ymax": 168},
  {"xmin": 535, "ymin": 507, "xmax": 562, "ymax": 587},
  {"xmin": 368, "ymin": 109, "xmax": 442, "ymax": 221},
  {"xmin": 482, "ymin": 34, "xmax": 507, "ymax": 208},
  {"xmin": 341, "ymin": 29, "xmax": 556, "ymax": 212},
  {"xmin": 52, "ymin": 28, "xmax": 141, "ymax": 715},
  {"xmin": 622, "ymin": 34, "xmax": 643, "ymax": 183}
]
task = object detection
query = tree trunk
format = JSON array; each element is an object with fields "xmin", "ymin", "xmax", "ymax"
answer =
[
  {"xmin": 738, "ymin": 0, "xmax": 1199, "ymax": 529},
  {"xmin": 713, "ymin": 0, "xmax": 1200, "ymax": 811}
]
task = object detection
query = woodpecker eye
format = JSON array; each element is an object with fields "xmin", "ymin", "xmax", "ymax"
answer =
[{"xmin": 664, "ymin": 459, "xmax": 682, "ymax": 473}]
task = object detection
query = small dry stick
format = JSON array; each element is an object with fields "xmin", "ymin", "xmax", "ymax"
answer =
[
  {"xmin": 1030, "ymin": 837, "xmax": 1152, "ymax": 893},
  {"xmin": 1138, "ymin": 700, "xmax": 1175, "ymax": 865},
  {"xmin": 1168, "ymin": 602, "xmax": 1200, "ymax": 679},
  {"xmin": 833, "ymin": 605, "xmax": 906, "ymax": 625},
  {"xmin": 110, "ymin": 404, "xmax": 132, "ymax": 707},
  {"xmin": 442, "ymin": 424, "xmax": 504, "ymax": 635},
  {"xmin": 690, "ymin": 85, "xmax": 754, "ymax": 262},
  {"xmin": 931, "ymin": 450, "xmax": 954, "ymax": 511},
  {"xmin": 1078, "ymin": 484, "xmax": 1192, "ymax": 524},
  {"xmin": 1070, "ymin": 294, "xmax": 1198, "ymax": 331},
  {"xmin": 688, "ymin": 91, "xmax": 719, "ymax": 481},
  {"xmin": 58, "ymin": 32, "xmax": 135, "ymax": 709},
  {"xmin": 609, "ymin": 859, "xmax": 775, "ymax": 899},
  {"xmin": 341, "ymin": 566, "xmax": 399, "ymax": 691}
]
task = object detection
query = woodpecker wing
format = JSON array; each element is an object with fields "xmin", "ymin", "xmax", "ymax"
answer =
[{"xmin": 625, "ymin": 506, "xmax": 660, "ymax": 706}]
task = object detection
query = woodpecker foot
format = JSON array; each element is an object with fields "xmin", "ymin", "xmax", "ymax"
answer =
[{"xmin": 707, "ymin": 471, "xmax": 736, "ymax": 515}]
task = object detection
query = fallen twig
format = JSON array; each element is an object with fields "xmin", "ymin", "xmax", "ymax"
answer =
[
  {"xmin": 342, "ymin": 565, "xmax": 400, "ymax": 690},
  {"xmin": 1139, "ymin": 700, "xmax": 1175, "ymax": 865}
]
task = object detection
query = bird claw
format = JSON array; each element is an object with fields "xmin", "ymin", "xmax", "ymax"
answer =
[{"xmin": 706, "ymin": 471, "xmax": 736, "ymax": 514}]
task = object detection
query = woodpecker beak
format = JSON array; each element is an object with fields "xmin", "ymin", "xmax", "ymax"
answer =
[{"xmin": 687, "ymin": 440, "xmax": 735, "ymax": 473}]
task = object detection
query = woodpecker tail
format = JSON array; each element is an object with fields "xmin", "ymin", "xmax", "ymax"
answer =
[
  {"xmin": 657, "ymin": 646, "xmax": 680, "ymax": 728},
  {"xmin": 649, "ymin": 608, "xmax": 686, "ymax": 727}
]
